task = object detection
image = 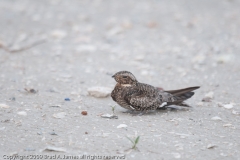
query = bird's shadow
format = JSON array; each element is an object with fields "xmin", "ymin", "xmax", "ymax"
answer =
[{"xmin": 120, "ymin": 105, "xmax": 192, "ymax": 116}]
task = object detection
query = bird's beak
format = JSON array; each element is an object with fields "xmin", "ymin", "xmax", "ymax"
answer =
[{"xmin": 112, "ymin": 75, "xmax": 115, "ymax": 78}]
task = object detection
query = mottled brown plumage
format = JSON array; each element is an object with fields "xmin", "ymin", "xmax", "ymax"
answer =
[{"xmin": 111, "ymin": 71, "xmax": 200, "ymax": 113}]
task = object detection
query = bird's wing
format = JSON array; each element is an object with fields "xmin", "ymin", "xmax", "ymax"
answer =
[{"xmin": 124, "ymin": 83, "xmax": 161, "ymax": 109}]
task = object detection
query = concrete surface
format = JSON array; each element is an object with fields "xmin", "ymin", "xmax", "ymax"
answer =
[{"xmin": 0, "ymin": 0, "xmax": 240, "ymax": 159}]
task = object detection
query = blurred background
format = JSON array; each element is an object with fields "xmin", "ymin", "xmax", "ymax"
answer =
[
  {"xmin": 0, "ymin": 0, "xmax": 240, "ymax": 158},
  {"xmin": 0, "ymin": 0, "xmax": 239, "ymax": 96}
]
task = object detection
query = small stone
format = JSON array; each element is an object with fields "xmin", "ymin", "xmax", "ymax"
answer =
[
  {"xmin": 0, "ymin": 104, "xmax": 10, "ymax": 109},
  {"xmin": 81, "ymin": 111, "xmax": 87, "ymax": 115},
  {"xmin": 9, "ymin": 97, "xmax": 16, "ymax": 101},
  {"xmin": 211, "ymin": 116, "xmax": 222, "ymax": 121},
  {"xmin": 49, "ymin": 132, "xmax": 57, "ymax": 135},
  {"xmin": 207, "ymin": 144, "xmax": 217, "ymax": 149},
  {"xmin": 87, "ymin": 87, "xmax": 112, "ymax": 98},
  {"xmin": 51, "ymin": 30, "xmax": 67, "ymax": 39},
  {"xmin": 17, "ymin": 111, "xmax": 27, "ymax": 116},
  {"xmin": 10, "ymin": 152, "xmax": 18, "ymax": 156},
  {"xmin": 223, "ymin": 103, "xmax": 234, "ymax": 109},
  {"xmin": 85, "ymin": 132, "xmax": 88, "ymax": 134},
  {"xmin": 53, "ymin": 112, "xmax": 66, "ymax": 119},
  {"xmin": 101, "ymin": 114, "xmax": 118, "ymax": 119},
  {"xmin": 50, "ymin": 105, "xmax": 61, "ymax": 108},
  {"xmin": 64, "ymin": 98, "xmax": 70, "ymax": 101},
  {"xmin": 37, "ymin": 131, "xmax": 42, "ymax": 135},
  {"xmin": 24, "ymin": 88, "xmax": 38, "ymax": 93},
  {"xmin": 42, "ymin": 146, "xmax": 66, "ymax": 152},
  {"xmin": 205, "ymin": 91, "xmax": 214, "ymax": 98},
  {"xmin": 223, "ymin": 124, "xmax": 232, "ymax": 127},
  {"xmin": 202, "ymin": 91, "xmax": 214, "ymax": 102},
  {"xmin": 197, "ymin": 102, "xmax": 204, "ymax": 106},
  {"xmin": 232, "ymin": 110, "xmax": 240, "ymax": 115},
  {"xmin": 216, "ymin": 54, "xmax": 233, "ymax": 64},
  {"xmin": 117, "ymin": 124, "xmax": 127, "ymax": 129}
]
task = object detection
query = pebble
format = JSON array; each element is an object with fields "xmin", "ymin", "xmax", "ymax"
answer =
[
  {"xmin": 101, "ymin": 114, "xmax": 118, "ymax": 119},
  {"xmin": 117, "ymin": 124, "xmax": 128, "ymax": 129},
  {"xmin": 216, "ymin": 54, "xmax": 233, "ymax": 64},
  {"xmin": 50, "ymin": 105, "xmax": 61, "ymax": 108},
  {"xmin": 64, "ymin": 98, "xmax": 70, "ymax": 101},
  {"xmin": 207, "ymin": 144, "xmax": 217, "ymax": 149},
  {"xmin": 49, "ymin": 132, "xmax": 57, "ymax": 135},
  {"xmin": 10, "ymin": 152, "xmax": 18, "ymax": 156},
  {"xmin": 42, "ymin": 146, "xmax": 66, "ymax": 152},
  {"xmin": 87, "ymin": 87, "xmax": 112, "ymax": 98},
  {"xmin": 202, "ymin": 91, "xmax": 214, "ymax": 102},
  {"xmin": 232, "ymin": 110, "xmax": 240, "ymax": 115},
  {"xmin": 53, "ymin": 112, "xmax": 66, "ymax": 119},
  {"xmin": 9, "ymin": 97, "xmax": 16, "ymax": 101},
  {"xmin": 211, "ymin": 116, "xmax": 222, "ymax": 121},
  {"xmin": 37, "ymin": 131, "xmax": 42, "ymax": 135},
  {"xmin": 0, "ymin": 104, "xmax": 10, "ymax": 109},
  {"xmin": 81, "ymin": 111, "xmax": 88, "ymax": 115},
  {"xmin": 51, "ymin": 30, "xmax": 67, "ymax": 39},
  {"xmin": 17, "ymin": 111, "xmax": 27, "ymax": 116},
  {"xmin": 222, "ymin": 103, "xmax": 234, "ymax": 109},
  {"xmin": 24, "ymin": 88, "xmax": 38, "ymax": 93},
  {"xmin": 197, "ymin": 102, "xmax": 204, "ymax": 107},
  {"xmin": 223, "ymin": 124, "xmax": 232, "ymax": 127}
]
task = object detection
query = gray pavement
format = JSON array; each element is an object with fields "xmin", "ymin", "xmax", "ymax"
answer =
[{"xmin": 0, "ymin": 0, "xmax": 240, "ymax": 159}]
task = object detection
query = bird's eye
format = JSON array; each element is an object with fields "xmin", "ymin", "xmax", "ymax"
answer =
[{"xmin": 122, "ymin": 76, "xmax": 127, "ymax": 78}]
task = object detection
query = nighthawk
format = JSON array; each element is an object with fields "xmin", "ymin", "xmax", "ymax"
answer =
[{"xmin": 111, "ymin": 71, "xmax": 199, "ymax": 114}]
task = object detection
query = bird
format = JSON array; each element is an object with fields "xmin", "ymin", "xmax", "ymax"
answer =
[{"xmin": 111, "ymin": 71, "xmax": 200, "ymax": 114}]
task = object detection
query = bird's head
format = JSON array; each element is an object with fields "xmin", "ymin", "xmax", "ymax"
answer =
[{"xmin": 112, "ymin": 71, "xmax": 138, "ymax": 85}]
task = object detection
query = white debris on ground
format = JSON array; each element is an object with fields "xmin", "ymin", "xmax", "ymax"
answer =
[
  {"xmin": 211, "ymin": 116, "xmax": 222, "ymax": 121},
  {"xmin": 53, "ymin": 112, "xmax": 66, "ymax": 119},
  {"xmin": 42, "ymin": 146, "xmax": 66, "ymax": 152},
  {"xmin": 87, "ymin": 87, "xmax": 112, "ymax": 98},
  {"xmin": 17, "ymin": 111, "xmax": 27, "ymax": 116},
  {"xmin": 0, "ymin": 104, "xmax": 10, "ymax": 109},
  {"xmin": 117, "ymin": 124, "xmax": 128, "ymax": 129},
  {"xmin": 218, "ymin": 103, "xmax": 234, "ymax": 109},
  {"xmin": 202, "ymin": 91, "xmax": 214, "ymax": 102}
]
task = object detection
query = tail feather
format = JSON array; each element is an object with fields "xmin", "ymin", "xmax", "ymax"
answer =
[
  {"xmin": 166, "ymin": 86, "xmax": 200, "ymax": 106},
  {"xmin": 165, "ymin": 86, "xmax": 200, "ymax": 96}
]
